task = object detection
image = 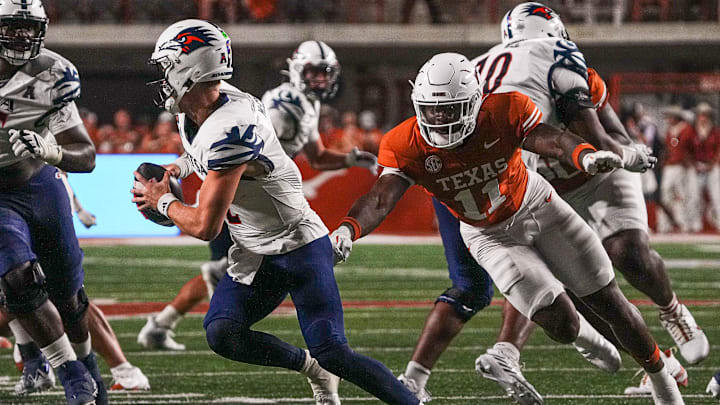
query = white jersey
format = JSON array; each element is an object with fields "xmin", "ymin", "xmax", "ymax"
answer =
[
  {"xmin": 177, "ymin": 82, "xmax": 327, "ymax": 283},
  {"xmin": 473, "ymin": 38, "xmax": 589, "ymax": 174},
  {"xmin": 0, "ymin": 49, "xmax": 82, "ymax": 168},
  {"xmin": 261, "ymin": 82, "xmax": 320, "ymax": 158},
  {"xmin": 472, "ymin": 38, "xmax": 589, "ymax": 128}
]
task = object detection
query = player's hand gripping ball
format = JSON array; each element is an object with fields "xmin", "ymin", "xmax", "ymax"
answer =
[{"xmin": 132, "ymin": 163, "xmax": 184, "ymax": 227}]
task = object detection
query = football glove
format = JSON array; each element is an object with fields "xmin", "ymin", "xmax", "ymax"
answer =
[
  {"xmin": 345, "ymin": 147, "xmax": 378, "ymax": 175},
  {"xmin": 582, "ymin": 150, "xmax": 622, "ymax": 175},
  {"xmin": 9, "ymin": 129, "xmax": 63, "ymax": 165},
  {"xmin": 76, "ymin": 209, "xmax": 97, "ymax": 228},
  {"xmin": 330, "ymin": 225, "xmax": 353, "ymax": 264},
  {"xmin": 621, "ymin": 143, "xmax": 657, "ymax": 173}
]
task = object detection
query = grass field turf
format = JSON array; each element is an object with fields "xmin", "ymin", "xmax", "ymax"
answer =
[{"xmin": 0, "ymin": 243, "xmax": 718, "ymax": 404}]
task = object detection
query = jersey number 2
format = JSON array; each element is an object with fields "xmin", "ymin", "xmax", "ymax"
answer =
[
  {"xmin": 475, "ymin": 53, "xmax": 512, "ymax": 94},
  {"xmin": 454, "ymin": 180, "xmax": 507, "ymax": 220}
]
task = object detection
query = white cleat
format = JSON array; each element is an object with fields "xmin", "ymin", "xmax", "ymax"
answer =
[
  {"xmin": 300, "ymin": 350, "xmax": 341, "ymax": 405},
  {"xmin": 660, "ymin": 304, "xmax": 709, "ymax": 364},
  {"xmin": 110, "ymin": 363, "xmax": 150, "ymax": 391},
  {"xmin": 624, "ymin": 349, "xmax": 688, "ymax": 396},
  {"xmin": 137, "ymin": 316, "xmax": 186, "ymax": 351},
  {"xmin": 706, "ymin": 373, "xmax": 720, "ymax": 398},
  {"xmin": 398, "ymin": 374, "xmax": 432, "ymax": 403},
  {"xmin": 648, "ymin": 365, "xmax": 685, "ymax": 405},
  {"xmin": 572, "ymin": 338, "xmax": 622, "ymax": 373},
  {"xmin": 14, "ymin": 354, "xmax": 56, "ymax": 395},
  {"xmin": 475, "ymin": 348, "xmax": 543, "ymax": 405}
]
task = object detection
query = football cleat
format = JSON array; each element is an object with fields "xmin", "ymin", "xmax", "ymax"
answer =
[
  {"xmin": 110, "ymin": 363, "xmax": 150, "ymax": 391},
  {"xmin": 706, "ymin": 372, "xmax": 720, "ymax": 399},
  {"xmin": 647, "ymin": 365, "xmax": 684, "ymax": 405},
  {"xmin": 56, "ymin": 360, "xmax": 98, "ymax": 405},
  {"xmin": 80, "ymin": 352, "xmax": 107, "ymax": 405},
  {"xmin": 300, "ymin": 350, "xmax": 341, "ymax": 405},
  {"xmin": 659, "ymin": 304, "xmax": 709, "ymax": 364},
  {"xmin": 624, "ymin": 349, "xmax": 688, "ymax": 395},
  {"xmin": 475, "ymin": 348, "xmax": 544, "ymax": 405},
  {"xmin": 572, "ymin": 338, "xmax": 622, "ymax": 373},
  {"xmin": 398, "ymin": 374, "xmax": 432, "ymax": 403},
  {"xmin": 137, "ymin": 315, "xmax": 186, "ymax": 351},
  {"xmin": 14, "ymin": 353, "xmax": 56, "ymax": 395}
]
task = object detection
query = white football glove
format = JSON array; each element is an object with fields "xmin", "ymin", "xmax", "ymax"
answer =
[
  {"xmin": 345, "ymin": 147, "xmax": 378, "ymax": 175},
  {"xmin": 621, "ymin": 143, "xmax": 657, "ymax": 173},
  {"xmin": 76, "ymin": 209, "xmax": 97, "ymax": 228},
  {"xmin": 330, "ymin": 225, "xmax": 353, "ymax": 264},
  {"xmin": 582, "ymin": 150, "xmax": 623, "ymax": 175},
  {"xmin": 9, "ymin": 129, "xmax": 63, "ymax": 165}
]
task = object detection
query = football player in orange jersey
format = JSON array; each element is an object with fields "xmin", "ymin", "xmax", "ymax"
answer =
[{"xmin": 330, "ymin": 53, "xmax": 684, "ymax": 405}]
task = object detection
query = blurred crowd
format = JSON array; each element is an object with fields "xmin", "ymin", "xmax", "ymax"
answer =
[
  {"xmin": 41, "ymin": 0, "xmax": 719, "ymax": 24},
  {"xmin": 80, "ymin": 105, "xmax": 384, "ymax": 157},
  {"xmin": 624, "ymin": 101, "xmax": 720, "ymax": 233}
]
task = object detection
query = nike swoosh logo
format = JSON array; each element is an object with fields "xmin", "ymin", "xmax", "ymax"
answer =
[
  {"xmin": 546, "ymin": 191, "xmax": 552, "ymax": 202},
  {"xmin": 484, "ymin": 139, "xmax": 500, "ymax": 149}
]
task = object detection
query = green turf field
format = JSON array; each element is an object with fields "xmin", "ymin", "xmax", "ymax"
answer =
[{"xmin": 0, "ymin": 243, "xmax": 718, "ymax": 404}]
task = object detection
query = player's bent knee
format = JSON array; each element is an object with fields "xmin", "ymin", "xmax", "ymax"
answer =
[
  {"xmin": 312, "ymin": 343, "xmax": 353, "ymax": 373},
  {"xmin": 55, "ymin": 287, "xmax": 89, "ymax": 326},
  {"xmin": 436, "ymin": 287, "xmax": 491, "ymax": 321},
  {"xmin": 0, "ymin": 262, "xmax": 49, "ymax": 315},
  {"xmin": 205, "ymin": 318, "xmax": 249, "ymax": 357}
]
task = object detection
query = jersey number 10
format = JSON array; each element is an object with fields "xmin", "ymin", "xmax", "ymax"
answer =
[{"xmin": 474, "ymin": 53, "xmax": 512, "ymax": 95}]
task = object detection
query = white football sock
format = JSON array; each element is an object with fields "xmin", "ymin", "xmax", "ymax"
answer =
[
  {"xmin": 8, "ymin": 319, "xmax": 32, "ymax": 345},
  {"xmin": 404, "ymin": 360, "xmax": 431, "ymax": 389},
  {"xmin": 41, "ymin": 334, "xmax": 77, "ymax": 369},
  {"xmin": 658, "ymin": 293, "xmax": 680, "ymax": 317},
  {"xmin": 71, "ymin": 334, "xmax": 92, "ymax": 359},
  {"xmin": 155, "ymin": 305, "xmax": 182, "ymax": 329}
]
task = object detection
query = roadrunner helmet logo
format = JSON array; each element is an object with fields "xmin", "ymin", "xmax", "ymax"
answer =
[
  {"xmin": 161, "ymin": 26, "xmax": 216, "ymax": 54},
  {"xmin": 525, "ymin": 5, "xmax": 554, "ymax": 20}
]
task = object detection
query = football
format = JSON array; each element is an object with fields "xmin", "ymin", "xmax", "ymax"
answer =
[{"xmin": 133, "ymin": 162, "xmax": 184, "ymax": 227}]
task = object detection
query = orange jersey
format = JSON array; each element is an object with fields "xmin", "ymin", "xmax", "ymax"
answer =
[
  {"xmin": 539, "ymin": 67, "xmax": 608, "ymax": 194},
  {"xmin": 378, "ymin": 92, "xmax": 542, "ymax": 227}
]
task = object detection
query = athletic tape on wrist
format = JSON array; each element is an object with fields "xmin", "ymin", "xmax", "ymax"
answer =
[{"xmin": 157, "ymin": 193, "xmax": 180, "ymax": 217}]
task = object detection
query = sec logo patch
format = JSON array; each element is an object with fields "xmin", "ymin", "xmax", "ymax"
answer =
[{"xmin": 425, "ymin": 155, "xmax": 442, "ymax": 174}]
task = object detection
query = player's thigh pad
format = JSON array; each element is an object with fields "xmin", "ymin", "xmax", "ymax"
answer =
[
  {"xmin": 527, "ymin": 175, "xmax": 615, "ymax": 298},
  {"xmin": 561, "ymin": 169, "xmax": 648, "ymax": 240},
  {"xmin": 282, "ymin": 236, "xmax": 347, "ymax": 351},
  {"xmin": 0, "ymin": 206, "xmax": 36, "ymax": 276}
]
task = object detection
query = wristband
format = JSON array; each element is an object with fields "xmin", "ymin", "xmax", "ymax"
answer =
[
  {"xmin": 45, "ymin": 144, "xmax": 63, "ymax": 166},
  {"xmin": 157, "ymin": 193, "xmax": 180, "ymax": 217},
  {"xmin": 572, "ymin": 143, "xmax": 597, "ymax": 171},
  {"xmin": 340, "ymin": 216, "xmax": 362, "ymax": 241}
]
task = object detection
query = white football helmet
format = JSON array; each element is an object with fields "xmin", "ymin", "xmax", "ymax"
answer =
[
  {"xmin": 148, "ymin": 19, "xmax": 233, "ymax": 113},
  {"xmin": 501, "ymin": 2, "xmax": 568, "ymax": 45},
  {"xmin": 411, "ymin": 53, "xmax": 482, "ymax": 149},
  {"xmin": 0, "ymin": 0, "xmax": 48, "ymax": 65},
  {"xmin": 287, "ymin": 40, "xmax": 340, "ymax": 101}
]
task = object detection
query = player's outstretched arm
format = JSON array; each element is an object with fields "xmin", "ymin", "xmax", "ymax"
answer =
[
  {"xmin": 304, "ymin": 139, "xmax": 377, "ymax": 173},
  {"xmin": 523, "ymin": 123, "xmax": 622, "ymax": 175},
  {"xmin": 133, "ymin": 164, "xmax": 245, "ymax": 241},
  {"xmin": 330, "ymin": 173, "xmax": 411, "ymax": 262}
]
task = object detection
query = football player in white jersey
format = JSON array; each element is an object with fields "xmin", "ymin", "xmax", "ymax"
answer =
[
  {"xmin": 0, "ymin": 1, "xmax": 107, "ymax": 404},
  {"xmin": 477, "ymin": 3, "xmax": 705, "ymax": 398},
  {"xmin": 136, "ymin": 40, "xmax": 377, "ymax": 352},
  {"xmin": 133, "ymin": 19, "xmax": 423, "ymax": 405}
]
